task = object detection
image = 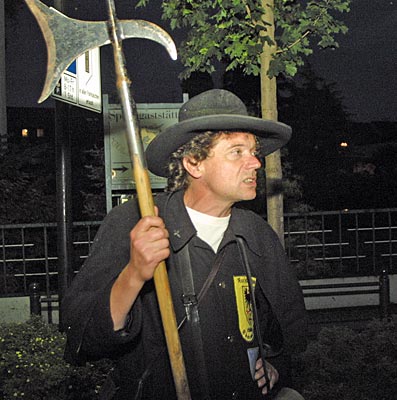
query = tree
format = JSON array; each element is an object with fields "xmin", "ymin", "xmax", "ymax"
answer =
[{"xmin": 138, "ymin": 0, "xmax": 350, "ymax": 243}]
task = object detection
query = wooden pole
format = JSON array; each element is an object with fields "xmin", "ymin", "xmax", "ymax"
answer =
[
  {"xmin": 106, "ymin": 1, "xmax": 190, "ymax": 398},
  {"xmin": 24, "ymin": 0, "xmax": 190, "ymax": 395}
]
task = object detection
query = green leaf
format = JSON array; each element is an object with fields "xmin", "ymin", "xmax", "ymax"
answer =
[
  {"xmin": 142, "ymin": 0, "xmax": 351, "ymax": 79},
  {"xmin": 285, "ymin": 62, "xmax": 298, "ymax": 76}
]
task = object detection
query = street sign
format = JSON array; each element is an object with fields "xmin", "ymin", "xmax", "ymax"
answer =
[
  {"xmin": 104, "ymin": 97, "xmax": 184, "ymax": 207},
  {"xmin": 52, "ymin": 48, "xmax": 101, "ymax": 113}
]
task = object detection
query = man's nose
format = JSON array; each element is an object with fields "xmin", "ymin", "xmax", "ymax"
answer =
[{"xmin": 247, "ymin": 154, "xmax": 262, "ymax": 169}]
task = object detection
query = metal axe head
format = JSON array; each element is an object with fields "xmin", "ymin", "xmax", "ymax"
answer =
[{"xmin": 25, "ymin": 0, "xmax": 177, "ymax": 103}]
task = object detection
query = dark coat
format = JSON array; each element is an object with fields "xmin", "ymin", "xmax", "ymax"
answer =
[{"xmin": 62, "ymin": 190, "xmax": 307, "ymax": 399}]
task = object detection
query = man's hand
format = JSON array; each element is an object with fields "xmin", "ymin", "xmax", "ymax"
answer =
[
  {"xmin": 127, "ymin": 207, "xmax": 170, "ymax": 282},
  {"xmin": 255, "ymin": 358, "xmax": 279, "ymax": 395},
  {"xmin": 110, "ymin": 207, "xmax": 170, "ymax": 330}
]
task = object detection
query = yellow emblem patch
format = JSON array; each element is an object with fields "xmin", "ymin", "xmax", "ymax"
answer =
[{"xmin": 233, "ymin": 275, "xmax": 256, "ymax": 342}]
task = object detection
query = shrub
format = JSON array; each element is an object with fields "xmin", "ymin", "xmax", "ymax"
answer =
[
  {"xmin": 294, "ymin": 316, "xmax": 397, "ymax": 400},
  {"xmin": 2, "ymin": 315, "xmax": 397, "ymax": 399},
  {"xmin": 0, "ymin": 316, "xmax": 112, "ymax": 400}
]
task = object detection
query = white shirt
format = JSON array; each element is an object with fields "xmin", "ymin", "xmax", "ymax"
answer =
[{"xmin": 186, "ymin": 206, "xmax": 230, "ymax": 253}]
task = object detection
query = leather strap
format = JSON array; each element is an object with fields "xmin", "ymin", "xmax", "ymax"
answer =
[
  {"xmin": 177, "ymin": 244, "xmax": 226, "ymax": 399},
  {"xmin": 177, "ymin": 246, "xmax": 225, "ymax": 328},
  {"xmin": 236, "ymin": 236, "xmax": 271, "ymax": 393},
  {"xmin": 133, "ymin": 246, "xmax": 225, "ymax": 399}
]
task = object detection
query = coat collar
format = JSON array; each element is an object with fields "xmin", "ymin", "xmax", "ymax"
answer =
[
  {"xmin": 160, "ymin": 190, "xmax": 196, "ymax": 252},
  {"xmin": 159, "ymin": 190, "xmax": 264, "ymax": 256},
  {"xmin": 224, "ymin": 207, "xmax": 265, "ymax": 256}
]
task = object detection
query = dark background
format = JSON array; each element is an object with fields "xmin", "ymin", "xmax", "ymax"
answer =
[{"xmin": 5, "ymin": 0, "xmax": 397, "ymax": 123}]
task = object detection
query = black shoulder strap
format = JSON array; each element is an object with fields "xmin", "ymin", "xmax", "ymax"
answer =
[
  {"xmin": 176, "ymin": 244, "xmax": 226, "ymax": 399},
  {"xmin": 236, "ymin": 236, "xmax": 271, "ymax": 393},
  {"xmin": 133, "ymin": 193, "xmax": 223, "ymax": 398}
]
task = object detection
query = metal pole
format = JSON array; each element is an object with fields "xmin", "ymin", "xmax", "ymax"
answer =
[
  {"xmin": 29, "ymin": 282, "xmax": 42, "ymax": 316},
  {"xmin": 379, "ymin": 267, "xmax": 390, "ymax": 320},
  {"xmin": 54, "ymin": 0, "xmax": 74, "ymax": 329},
  {"xmin": 55, "ymin": 101, "xmax": 74, "ymax": 323}
]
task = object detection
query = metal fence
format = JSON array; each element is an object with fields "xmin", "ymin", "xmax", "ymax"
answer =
[
  {"xmin": 1, "ymin": 208, "xmax": 396, "ymax": 297},
  {"xmin": 284, "ymin": 208, "xmax": 397, "ymax": 279},
  {"xmin": 0, "ymin": 221, "xmax": 101, "ymax": 297}
]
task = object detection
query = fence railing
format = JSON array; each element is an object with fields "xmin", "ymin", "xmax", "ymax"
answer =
[
  {"xmin": 1, "ymin": 208, "xmax": 396, "ymax": 297},
  {"xmin": 284, "ymin": 208, "xmax": 397, "ymax": 278},
  {"xmin": 0, "ymin": 221, "xmax": 101, "ymax": 297}
]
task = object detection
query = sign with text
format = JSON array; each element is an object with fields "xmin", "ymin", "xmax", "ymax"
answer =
[
  {"xmin": 105, "ymin": 102, "xmax": 182, "ymax": 192},
  {"xmin": 52, "ymin": 48, "xmax": 101, "ymax": 113}
]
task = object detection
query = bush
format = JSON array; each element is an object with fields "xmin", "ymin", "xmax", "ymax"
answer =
[
  {"xmin": 0, "ymin": 316, "xmax": 112, "ymax": 400},
  {"xmin": 294, "ymin": 316, "xmax": 397, "ymax": 400},
  {"xmin": 2, "ymin": 315, "xmax": 397, "ymax": 399}
]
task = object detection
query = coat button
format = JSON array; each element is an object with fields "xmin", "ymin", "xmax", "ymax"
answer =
[
  {"xmin": 218, "ymin": 281, "xmax": 226, "ymax": 289},
  {"xmin": 232, "ymin": 391, "xmax": 239, "ymax": 399},
  {"xmin": 225, "ymin": 335, "xmax": 235, "ymax": 343}
]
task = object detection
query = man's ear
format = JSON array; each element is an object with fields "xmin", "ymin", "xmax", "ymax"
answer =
[{"xmin": 183, "ymin": 156, "xmax": 202, "ymax": 178}]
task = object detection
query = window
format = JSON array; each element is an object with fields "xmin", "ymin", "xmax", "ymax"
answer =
[{"xmin": 36, "ymin": 128, "xmax": 45, "ymax": 138}]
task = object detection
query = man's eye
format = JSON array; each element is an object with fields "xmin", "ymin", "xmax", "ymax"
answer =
[{"xmin": 232, "ymin": 149, "xmax": 242, "ymax": 155}]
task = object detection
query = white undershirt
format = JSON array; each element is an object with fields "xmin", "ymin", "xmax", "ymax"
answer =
[{"xmin": 186, "ymin": 206, "xmax": 231, "ymax": 253}]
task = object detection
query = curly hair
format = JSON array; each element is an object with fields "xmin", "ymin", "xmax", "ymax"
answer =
[
  {"xmin": 165, "ymin": 131, "xmax": 219, "ymax": 192},
  {"xmin": 165, "ymin": 130, "xmax": 259, "ymax": 192}
]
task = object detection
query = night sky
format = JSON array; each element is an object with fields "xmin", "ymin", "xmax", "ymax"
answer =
[{"xmin": 5, "ymin": 0, "xmax": 397, "ymax": 123}]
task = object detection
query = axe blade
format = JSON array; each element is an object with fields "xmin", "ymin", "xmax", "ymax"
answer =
[
  {"xmin": 25, "ymin": 0, "xmax": 177, "ymax": 103},
  {"xmin": 120, "ymin": 20, "xmax": 177, "ymax": 61}
]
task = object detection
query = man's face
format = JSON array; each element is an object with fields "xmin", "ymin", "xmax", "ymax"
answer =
[{"xmin": 188, "ymin": 132, "xmax": 262, "ymax": 208}]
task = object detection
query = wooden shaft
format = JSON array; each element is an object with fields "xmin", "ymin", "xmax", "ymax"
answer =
[
  {"xmin": 133, "ymin": 156, "xmax": 191, "ymax": 399},
  {"xmin": 107, "ymin": 1, "xmax": 191, "ymax": 397},
  {"xmin": 25, "ymin": 0, "xmax": 189, "ymax": 394}
]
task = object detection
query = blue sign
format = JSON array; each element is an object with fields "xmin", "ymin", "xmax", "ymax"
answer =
[{"xmin": 67, "ymin": 60, "xmax": 77, "ymax": 74}]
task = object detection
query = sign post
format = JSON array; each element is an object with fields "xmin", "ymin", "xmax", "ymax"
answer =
[{"xmin": 103, "ymin": 96, "xmax": 185, "ymax": 210}]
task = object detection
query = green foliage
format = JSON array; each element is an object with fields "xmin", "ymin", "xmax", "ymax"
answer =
[
  {"xmin": 0, "ymin": 316, "xmax": 112, "ymax": 400},
  {"xmin": 294, "ymin": 317, "xmax": 397, "ymax": 399},
  {"xmin": 272, "ymin": 0, "xmax": 350, "ymax": 78},
  {"xmin": 2, "ymin": 316, "xmax": 397, "ymax": 399},
  {"xmin": 138, "ymin": 0, "xmax": 350, "ymax": 80}
]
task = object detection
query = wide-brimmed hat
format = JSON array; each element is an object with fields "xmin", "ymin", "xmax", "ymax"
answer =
[{"xmin": 145, "ymin": 89, "xmax": 292, "ymax": 177}]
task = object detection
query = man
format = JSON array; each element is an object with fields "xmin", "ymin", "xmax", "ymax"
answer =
[{"xmin": 62, "ymin": 89, "xmax": 307, "ymax": 399}]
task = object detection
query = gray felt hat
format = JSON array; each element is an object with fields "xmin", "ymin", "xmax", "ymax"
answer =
[{"xmin": 145, "ymin": 89, "xmax": 292, "ymax": 177}]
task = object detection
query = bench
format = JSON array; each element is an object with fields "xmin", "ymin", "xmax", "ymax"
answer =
[{"xmin": 300, "ymin": 276, "xmax": 381, "ymax": 310}]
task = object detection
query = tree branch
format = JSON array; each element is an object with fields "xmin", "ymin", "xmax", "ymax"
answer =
[{"xmin": 275, "ymin": 29, "xmax": 311, "ymax": 54}]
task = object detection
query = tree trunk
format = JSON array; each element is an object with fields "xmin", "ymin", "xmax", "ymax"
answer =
[{"xmin": 260, "ymin": 0, "xmax": 285, "ymax": 247}]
